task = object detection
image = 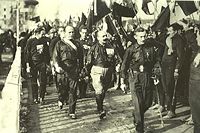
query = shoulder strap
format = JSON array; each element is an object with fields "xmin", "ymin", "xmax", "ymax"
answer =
[{"xmin": 64, "ymin": 39, "xmax": 77, "ymax": 51}]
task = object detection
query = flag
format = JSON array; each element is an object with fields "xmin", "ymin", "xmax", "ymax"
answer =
[
  {"xmin": 169, "ymin": 2, "xmax": 186, "ymax": 25},
  {"xmin": 77, "ymin": 13, "xmax": 87, "ymax": 28},
  {"xmin": 104, "ymin": 15, "xmax": 125, "ymax": 60},
  {"xmin": 142, "ymin": 0, "xmax": 153, "ymax": 15},
  {"xmin": 151, "ymin": 6, "xmax": 170, "ymax": 31},
  {"xmin": 94, "ymin": 0, "xmax": 111, "ymax": 21},
  {"xmin": 176, "ymin": 1, "xmax": 198, "ymax": 16},
  {"xmin": 24, "ymin": 0, "xmax": 38, "ymax": 7},
  {"xmin": 151, "ymin": 0, "xmax": 196, "ymax": 31},
  {"xmin": 86, "ymin": 0, "xmax": 111, "ymax": 32},
  {"xmin": 68, "ymin": 15, "xmax": 72, "ymax": 25},
  {"xmin": 81, "ymin": 13, "xmax": 87, "ymax": 26},
  {"xmin": 112, "ymin": 2, "xmax": 137, "ymax": 17},
  {"xmin": 156, "ymin": 0, "xmax": 168, "ymax": 14}
]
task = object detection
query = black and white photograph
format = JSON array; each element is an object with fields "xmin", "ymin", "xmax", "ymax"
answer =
[{"xmin": 0, "ymin": 0, "xmax": 200, "ymax": 132}]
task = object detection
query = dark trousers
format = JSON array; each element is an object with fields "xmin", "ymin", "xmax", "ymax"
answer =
[
  {"xmin": 189, "ymin": 64, "xmax": 200, "ymax": 133},
  {"xmin": 30, "ymin": 63, "xmax": 47, "ymax": 100},
  {"xmin": 129, "ymin": 71, "xmax": 153, "ymax": 133},
  {"xmin": 78, "ymin": 80, "xmax": 87, "ymax": 98},
  {"xmin": 161, "ymin": 62, "xmax": 176, "ymax": 113},
  {"xmin": 57, "ymin": 74, "xmax": 78, "ymax": 114}
]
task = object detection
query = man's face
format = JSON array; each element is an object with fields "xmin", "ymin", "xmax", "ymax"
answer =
[
  {"xmin": 58, "ymin": 28, "xmax": 64, "ymax": 39},
  {"xmin": 64, "ymin": 26, "xmax": 74, "ymax": 40},
  {"xmin": 134, "ymin": 31, "xmax": 146, "ymax": 45},
  {"xmin": 80, "ymin": 29, "xmax": 87, "ymax": 39},
  {"xmin": 97, "ymin": 31, "xmax": 108, "ymax": 45}
]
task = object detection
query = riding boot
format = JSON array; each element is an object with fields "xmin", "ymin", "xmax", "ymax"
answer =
[{"xmin": 96, "ymin": 94, "xmax": 103, "ymax": 113}]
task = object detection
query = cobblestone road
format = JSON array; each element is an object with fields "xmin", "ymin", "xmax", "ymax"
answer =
[{"xmin": 22, "ymin": 82, "xmax": 194, "ymax": 133}]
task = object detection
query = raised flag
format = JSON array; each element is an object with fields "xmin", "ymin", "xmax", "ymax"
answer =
[
  {"xmin": 112, "ymin": 2, "xmax": 137, "ymax": 17},
  {"xmin": 86, "ymin": 0, "xmax": 111, "ymax": 32},
  {"xmin": 142, "ymin": 0, "xmax": 153, "ymax": 15},
  {"xmin": 151, "ymin": 6, "xmax": 170, "ymax": 31},
  {"xmin": 177, "ymin": 1, "xmax": 198, "ymax": 16},
  {"xmin": 78, "ymin": 13, "xmax": 87, "ymax": 28}
]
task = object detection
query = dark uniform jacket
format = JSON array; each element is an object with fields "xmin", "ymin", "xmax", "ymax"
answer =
[
  {"xmin": 161, "ymin": 33, "xmax": 184, "ymax": 70},
  {"xmin": 77, "ymin": 37, "xmax": 92, "ymax": 66},
  {"xmin": 49, "ymin": 36, "xmax": 61, "ymax": 60},
  {"xmin": 25, "ymin": 37, "xmax": 50, "ymax": 67},
  {"xmin": 184, "ymin": 29, "xmax": 200, "ymax": 61},
  {"xmin": 86, "ymin": 42, "xmax": 119, "ymax": 71},
  {"xmin": 121, "ymin": 42, "xmax": 160, "ymax": 79},
  {"xmin": 53, "ymin": 39, "xmax": 83, "ymax": 80}
]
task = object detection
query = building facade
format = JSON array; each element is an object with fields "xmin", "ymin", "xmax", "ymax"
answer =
[{"xmin": 0, "ymin": 0, "xmax": 38, "ymax": 31}]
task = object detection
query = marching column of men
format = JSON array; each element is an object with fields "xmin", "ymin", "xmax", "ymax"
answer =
[
  {"xmin": 18, "ymin": 18, "xmax": 200, "ymax": 132},
  {"xmin": 25, "ymin": 27, "xmax": 50, "ymax": 104}
]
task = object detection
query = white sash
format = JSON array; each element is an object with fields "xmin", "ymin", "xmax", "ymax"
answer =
[{"xmin": 64, "ymin": 39, "xmax": 77, "ymax": 51}]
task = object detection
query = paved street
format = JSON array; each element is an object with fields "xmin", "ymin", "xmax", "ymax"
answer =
[{"xmin": 22, "ymin": 83, "xmax": 194, "ymax": 133}]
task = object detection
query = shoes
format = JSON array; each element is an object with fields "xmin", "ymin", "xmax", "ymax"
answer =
[
  {"xmin": 185, "ymin": 115, "xmax": 193, "ymax": 125},
  {"xmin": 99, "ymin": 110, "xmax": 106, "ymax": 119},
  {"xmin": 186, "ymin": 119, "xmax": 194, "ymax": 125},
  {"xmin": 58, "ymin": 101, "xmax": 63, "ymax": 110},
  {"xmin": 69, "ymin": 114, "xmax": 77, "ymax": 119},
  {"xmin": 163, "ymin": 111, "xmax": 176, "ymax": 119}
]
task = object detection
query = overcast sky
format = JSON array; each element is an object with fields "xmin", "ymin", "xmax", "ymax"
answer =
[{"xmin": 35, "ymin": 0, "xmax": 198, "ymax": 21}]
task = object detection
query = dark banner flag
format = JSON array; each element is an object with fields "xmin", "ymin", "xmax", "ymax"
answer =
[
  {"xmin": 176, "ymin": 1, "xmax": 198, "ymax": 16},
  {"xmin": 142, "ymin": 0, "xmax": 153, "ymax": 15},
  {"xmin": 105, "ymin": 15, "xmax": 125, "ymax": 60},
  {"xmin": 77, "ymin": 12, "xmax": 87, "ymax": 28},
  {"xmin": 151, "ymin": 6, "xmax": 170, "ymax": 31},
  {"xmin": 86, "ymin": 0, "xmax": 111, "ymax": 32},
  {"xmin": 112, "ymin": 2, "xmax": 137, "ymax": 17}
]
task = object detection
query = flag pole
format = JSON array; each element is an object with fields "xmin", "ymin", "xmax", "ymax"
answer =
[
  {"xmin": 153, "ymin": 0, "xmax": 157, "ymax": 22},
  {"xmin": 191, "ymin": 14, "xmax": 196, "ymax": 24},
  {"xmin": 131, "ymin": 5, "xmax": 140, "ymax": 27}
]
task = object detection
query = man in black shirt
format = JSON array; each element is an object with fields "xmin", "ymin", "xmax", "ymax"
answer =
[
  {"xmin": 25, "ymin": 27, "xmax": 50, "ymax": 104},
  {"xmin": 77, "ymin": 26, "xmax": 92, "ymax": 98},
  {"xmin": 52, "ymin": 26, "xmax": 83, "ymax": 119},
  {"xmin": 121, "ymin": 27, "xmax": 160, "ymax": 133},
  {"xmin": 161, "ymin": 24, "xmax": 184, "ymax": 119},
  {"xmin": 86, "ymin": 30, "xmax": 119, "ymax": 119}
]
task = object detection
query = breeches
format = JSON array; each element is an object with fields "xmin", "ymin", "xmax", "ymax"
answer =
[{"xmin": 90, "ymin": 66, "xmax": 112, "ymax": 94}]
